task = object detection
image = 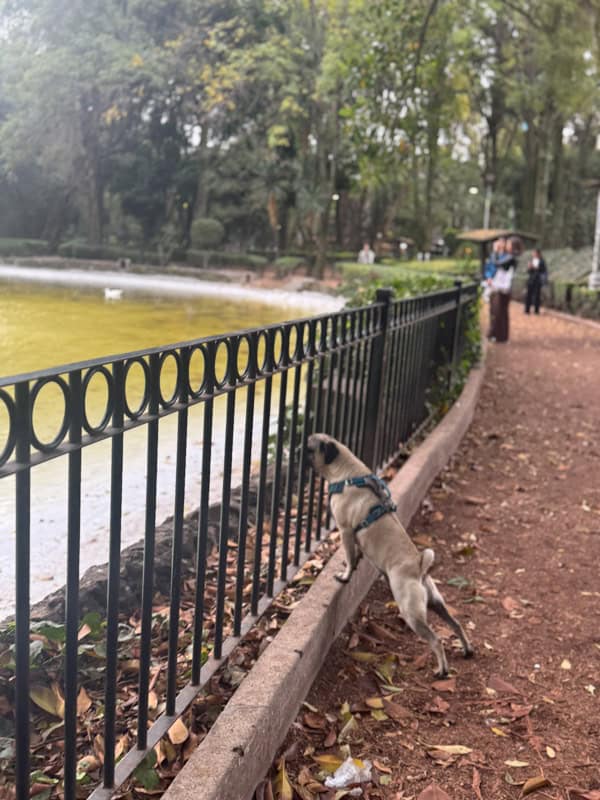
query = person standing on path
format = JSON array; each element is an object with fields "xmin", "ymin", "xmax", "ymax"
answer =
[
  {"xmin": 525, "ymin": 248, "xmax": 547, "ymax": 314},
  {"xmin": 488, "ymin": 237, "xmax": 517, "ymax": 342}
]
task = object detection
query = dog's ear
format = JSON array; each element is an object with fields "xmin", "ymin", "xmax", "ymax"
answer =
[{"xmin": 321, "ymin": 439, "xmax": 339, "ymax": 465}]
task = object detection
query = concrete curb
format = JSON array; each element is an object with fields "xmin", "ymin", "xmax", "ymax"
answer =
[
  {"xmin": 163, "ymin": 359, "xmax": 487, "ymax": 800},
  {"xmin": 542, "ymin": 307, "xmax": 600, "ymax": 332}
]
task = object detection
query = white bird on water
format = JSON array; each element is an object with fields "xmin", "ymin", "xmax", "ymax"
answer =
[{"xmin": 103, "ymin": 287, "xmax": 123, "ymax": 300}]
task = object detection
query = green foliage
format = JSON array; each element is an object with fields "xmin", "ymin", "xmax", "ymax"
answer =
[
  {"xmin": 273, "ymin": 255, "xmax": 307, "ymax": 277},
  {"xmin": 0, "ymin": 238, "xmax": 50, "ymax": 257},
  {"xmin": 56, "ymin": 240, "xmax": 164, "ymax": 266},
  {"xmin": 190, "ymin": 217, "xmax": 225, "ymax": 249},
  {"xmin": 338, "ymin": 261, "xmax": 474, "ymax": 305},
  {"xmin": 185, "ymin": 249, "xmax": 268, "ymax": 271}
]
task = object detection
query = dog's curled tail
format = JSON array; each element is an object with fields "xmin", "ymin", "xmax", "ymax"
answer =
[{"xmin": 420, "ymin": 548, "xmax": 435, "ymax": 578}]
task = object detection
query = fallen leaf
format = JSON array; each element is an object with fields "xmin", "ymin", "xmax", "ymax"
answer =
[
  {"xmin": 560, "ymin": 659, "xmax": 572, "ymax": 670},
  {"xmin": 546, "ymin": 746, "xmax": 556, "ymax": 759},
  {"xmin": 488, "ymin": 675, "xmax": 522, "ymax": 695},
  {"xmin": 584, "ymin": 684, "xmax": 596, "ymax": 696},
  {"xmin": 427, "ymin": 744, "xmax": 472, "ymax": 755},
  {"xmin": 491, "ymin": 727, "xmax": 508, "ymax": 737},
  {"xmin": 374, "ymin": 759, "xmax": 392, "ymax": 773},
  {"xmin": 472, "ymin": 767, "xmax": 483, "ymax": 800},
  {"xmin": 371, "ymin": 710, "xmax": 389, "ymax": 721},
  {"xmin": 365, "ymin": 697, "xmax": 384, "ymax": 709},
  {"xmin": 313, "ymin": 754, "xmax": 344, "ymax": 773},
  {"xmin": 417, "ymin": 783, "xmax": 452, "ymax": 800},
  {"xmin": 350, "ymin": 651, "xmax": 379, "ymax": 663},
  {"xmin": 30, "ymin": 683, "xmax": 65, "ymax": 719},
  {"xmin": 502, "ymin": 596, "xmax": 520, "ymax": 614},
  {"xmin": 505, "ymin": 760, "xmax": 530, "ymax": 768},
  {"xmin": 431, "ymin": 677, "xmax": 456, "ymax": 693},
  {"xmin": 273, "ymin": 758, "xmax": 293, "ymax": 800},
  {"xmin": 567, "ymin": 790, "xmax": 600, "ymax": 800},
  {"xmin": 521, "ymin": 776, "xmax": 551, "ymax": 796},
  {"xmin": 426, "ymin": 696, "xmax": 449, "ymax": 715},
  {"xmin": 303, "ymin": 712, "xmax": 327, "ymax": 730},
  {"xmin": 323, "ymin": 729, "xmax": 337, "ymax": 748},
  {"xmin": 77, "ymin": 687, "xmax": 92, "ymax": 716},
  {"xmin": 383, "ymin": 699, "xmax": 412, "ymax": 721},
  {"xmin": 167, "ymin": 718, "xmax": 188, "ymax": 745}
]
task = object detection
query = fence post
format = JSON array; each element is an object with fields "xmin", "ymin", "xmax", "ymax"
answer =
[
  {"xmin": 361, "ymin": 287, "xmax": 393, "ymax": 469},
  {"xmin": 450, "ymin": 279, "xmax": 463, "ymax": 387}
]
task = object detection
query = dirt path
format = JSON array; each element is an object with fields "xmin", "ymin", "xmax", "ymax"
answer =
[{"xmin": 258, "ymin": 307, "xmax": 600, "ymax": 800}]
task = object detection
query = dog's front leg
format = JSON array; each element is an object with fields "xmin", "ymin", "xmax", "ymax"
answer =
[{"xmin": 335, "ymin": 528, "xmax": 359, "ymax": 583}]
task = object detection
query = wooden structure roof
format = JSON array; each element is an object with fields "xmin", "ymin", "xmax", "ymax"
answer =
[{"xmin": 457, "ymin": 228, "xmax": 538, "ymax": 243}]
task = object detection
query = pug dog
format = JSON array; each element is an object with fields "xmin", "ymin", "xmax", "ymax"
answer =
[{"xmin": 306, "ymin": 433, "xmax": 473, "ymax": 678}]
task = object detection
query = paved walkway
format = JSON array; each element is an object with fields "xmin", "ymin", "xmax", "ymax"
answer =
[{"xmin": 259, "ymin": 307, "xmax": 600, "ymax": 800}]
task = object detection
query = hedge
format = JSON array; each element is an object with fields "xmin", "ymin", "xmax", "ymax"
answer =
[
  {"xmin": 512, "ymin": 273, "xmax": 600, "ymax": 321},
  {"xmin": 185, "ymin": 249, "xmax": 269, "ymax": 270},
  {"xmin": 0, "ymin": 237, "xmax": 51, "ymax": 257},
  {"xmin": 57, "ymin": 240, "xmax": 164, "ymax": 265}
]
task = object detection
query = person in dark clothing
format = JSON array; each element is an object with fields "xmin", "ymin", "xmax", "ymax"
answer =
[{"xmin": 525, "ymin": 248, "xmax": 547, "ymax": 314}]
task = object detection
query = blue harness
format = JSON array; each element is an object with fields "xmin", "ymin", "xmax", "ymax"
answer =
[{"xmin": 328, "ymin": 474, "xmax": 397, "ymax": 534}]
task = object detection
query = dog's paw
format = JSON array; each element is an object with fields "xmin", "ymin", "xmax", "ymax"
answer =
[
  {"xmin": 433, "ymin": 669, "xmax": 449, "ymax": 680},
  {"xmin": 334, "ymin": 572, "xmax": 350, "ymax": 584},
  {"xmin": 463, "ymin": 646, "xmax": 475, "ymax": 659}
]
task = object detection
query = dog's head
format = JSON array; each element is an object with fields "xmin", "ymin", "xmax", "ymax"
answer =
[{"xmin": 306, "ymin": 433, "xmax": 340, "ymax": 475}]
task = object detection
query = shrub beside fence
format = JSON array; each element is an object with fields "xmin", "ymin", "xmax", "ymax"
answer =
[{"xmin": 0, "ymin": 282, "xmax": 478, "ymax": 800}]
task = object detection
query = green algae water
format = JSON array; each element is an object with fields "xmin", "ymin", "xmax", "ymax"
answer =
[
  {"xmin": 0, "ymin": 280, "xmax": 292, "ymax": 376},
  {"xmin": 0, "ymin": 268, "xmax": 341, "ymax": 616}
]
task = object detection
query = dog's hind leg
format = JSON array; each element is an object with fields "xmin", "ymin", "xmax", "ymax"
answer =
[
  {"xmin": 335, "ymin": 528, "xmax": 359, "ymax": 583},
  {"xmin": 424, "ymin": 576, "xmax": 474, "ymax": 658},
  {"xmin": 389, "ymin": 570, "xmax": 449, "ymax": 678}
]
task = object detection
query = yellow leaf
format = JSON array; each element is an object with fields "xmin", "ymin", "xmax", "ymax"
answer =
[
  {"xmin": 427, "ymin": 744, "xmax": 472, "ymax": 755},
  {"xmin": 505, "ymin": 760, "xmax": 529, "ymax": 768},
  {"xmin": 546, "ymin": 746, "xmax": 556, "ymax": 759},
  {"xmin": 350, "ymin": 651, "xmax": 378, "ymax": 663},
  {"xmin": 77, "ymin": 687, "xmax": 92, "ymax": 716},
  {"xmin": 30, "ymin": 683, "xmax": 64, "ymax": 719},
  {"xmin": 491, "ymin": 727, "xmax": 508, "ymax": 737},
  {"xmin": 167, "ymin": 718, "xmax": 189, "ymax": 745},
  {"xmin": 130, "ymin": 53, "xmax": 145, "ymax": 68},
  {"xmin": 313, "ymin": 754, "xmax": 344, "ymax": 773},
  {"xmin": 365, "ymin": 697, "xmax": 384, "ymax": 709},
  {"xmin": 521, "ymin": 776, "xmax": 551, "ymax": 796},
  {"xmin": 273, "ymin": 758, "xmax": 293, "ymax": 800},
  {"xmin": 371, "ymin": 710, "xmax": 389, "ymax": 721},
  {"xmin": 560, "ymin": 659, "xmax": 571, "ymax": 670}
]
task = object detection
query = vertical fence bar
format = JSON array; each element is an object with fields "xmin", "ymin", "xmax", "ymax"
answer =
[
  {"xmin": 361, "ymin": 289, "xmax": 393, "ymax": 469},
  {"xmin": 191, "ymin": 343, "xmax": 214, "ymax": 685},
  {"xmin": 267, "ymin": 335, "xmax": 288, "ymax": 596},
  {"xmin": 166, "ymin": 350, "xmax": 190, "ymax": 715},
  {"xmin": 281, "ymin": 362, "xmax": 301, "ymax": 580},
  {"xmin": 450, "ymin": 280, "xmax": 463, "ymax": 387},
  {"xmin": 250, "ymin": 365, "xmax": 273, "ymax": 615},
  {"xmin": 14, "ymin": 381, "xmax": 31, "ymax": 800},
  {"xmin": 137, "ymin": 354, "xmax": 160, "ymax": 746},
  {"xmin": 304, "ymin": 319, "xmax": 325, "ymax": 548},
  {"xmin": 234, "ymin": 335, "xmax": 257, "ymax": 635},
  {"xmin": 213, "ymin": 368, "xmax": 236, "ymax": 659},
  {"xmin": 103, "ymin": 361, "xmax": 125, "ymax": 790},
  {"xmin": 64, "ymin": 371, "xmax": 82, "ymax": 800}
]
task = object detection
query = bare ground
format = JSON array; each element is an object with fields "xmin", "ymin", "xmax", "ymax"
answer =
[{"xmin": 257, "ymin": 307, "xmax": 600, "ymax": 800}]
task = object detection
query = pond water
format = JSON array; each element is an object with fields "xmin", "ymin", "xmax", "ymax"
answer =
[{"xmin": 0, "ymin": 267, "xmax": 342, "ymax": 616}]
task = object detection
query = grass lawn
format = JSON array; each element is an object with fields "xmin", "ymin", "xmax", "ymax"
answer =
[{"xmin": 338, "ymin": 257, "xmax": 478, "ymax": 283}]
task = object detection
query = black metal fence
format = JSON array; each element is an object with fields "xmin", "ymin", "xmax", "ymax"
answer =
[{"xmin": 0, "ymin": 281, "xmax": 477, "ymax": 800}]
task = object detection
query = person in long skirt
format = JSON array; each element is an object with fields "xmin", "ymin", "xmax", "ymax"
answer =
[{"xmin": 488, "ymin": 238, "xmax": 517, "ymax": 342}]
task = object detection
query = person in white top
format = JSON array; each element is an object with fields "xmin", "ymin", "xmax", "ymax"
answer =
[
  {"xmin": 487, "ymin": 238, "xmax": 518, "ymax": 342},
  {"xmin": 357, "ymin": 242, "xmax": 375, "ymax": 265}
]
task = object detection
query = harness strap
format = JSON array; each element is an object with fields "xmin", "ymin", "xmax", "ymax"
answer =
[{"xmin": 328, "ymin": 473, "xmax": 397, "ymax": 534}]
